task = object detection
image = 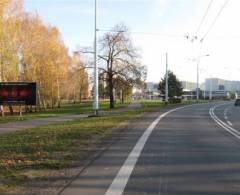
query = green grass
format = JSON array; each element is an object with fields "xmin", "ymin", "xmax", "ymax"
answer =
[
  {"xmin": 0, "ymin": 100, "xmax": 166, "ymax": 193},
  {"xmin": 139, "ymin": 99, "xmax": 211, "ymax": 108},
  {"xmin": 0, "ymin": 101, "xmax": 128, "ymax": 124},
  {"xmin": 0, "ymin": 99, "xmax": 210, "ymax": 193},
  {"xmin": 140, "ymin": 100, "xmax": 165, "ymax": 108},
  {"xmin": 0, "ymin": 99, "xmax": 213, "ymax": 124}
]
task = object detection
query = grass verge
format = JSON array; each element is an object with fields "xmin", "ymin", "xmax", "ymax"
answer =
[
  {"xmin": 0, "ymin": 101, "xmax": 128, "ymax": 124},
  {"xmin": 0, "ymin": 100, "xmax": 210, "ymax": 193}
]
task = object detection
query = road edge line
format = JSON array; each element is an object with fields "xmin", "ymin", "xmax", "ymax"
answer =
[{"xmin": 105, "ymin": 105, "xmax": 191, "ymax": 195}]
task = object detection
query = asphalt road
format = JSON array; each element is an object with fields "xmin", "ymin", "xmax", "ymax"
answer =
[{"xmin": 60, "ymin": 101, "xmax": 240, "ymax": 195}]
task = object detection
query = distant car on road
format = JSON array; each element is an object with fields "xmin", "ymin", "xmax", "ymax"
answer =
[{"xmin": 234, "ymin": 99, "xmax": 240, "ymax": 106}]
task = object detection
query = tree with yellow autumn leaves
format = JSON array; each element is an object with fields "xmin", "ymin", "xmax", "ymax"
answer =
[{"xmin": 0, "ymin": 0, "xmax": 89, "ymax": 111}]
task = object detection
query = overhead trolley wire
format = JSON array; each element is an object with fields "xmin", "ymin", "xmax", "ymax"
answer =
[
  {"xmin": 195, "ymin": 0, "xmax": 214, "ymax": 36},
  {"xmin": 99, "ymin": 29, "xmax": 185, "ymax": 38},
  {"xmin": 201, "ymin": 0, "xmax": 230, "ymax": 42},
  {"xmin": 100, "ymin": 0, "xmax": 230, "ymax": 42}
]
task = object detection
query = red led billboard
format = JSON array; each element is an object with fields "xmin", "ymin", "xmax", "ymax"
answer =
[{"xmin": 0, "ymin": 82, "xmax": 36, "ymax": 105}]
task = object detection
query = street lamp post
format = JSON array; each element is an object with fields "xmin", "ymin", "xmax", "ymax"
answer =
[
  {"xmin": 74, "ymin": 0, "xmax": 99, "ymax": 115},
  {"xmin": 197, "ymin": 60, "xmax": 199, "ymax": 101},
  {"xmin": 210, "ymin": 76, "xmax": 213, "ymax": 100},
  {"xmin": 196, "ymin": 54, "xmax": 209, "ymax": 101},
  {"xmin": 93, "ymin": 0, "xmax": 99, "ymax": 115},
  {"xmin": 165, "ymin": 53, "xmax": 169, "ymax": 103}
]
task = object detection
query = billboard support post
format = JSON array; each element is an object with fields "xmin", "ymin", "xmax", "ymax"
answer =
[
  {"xmin": 0, "ymin": 82, "xmax": 37, "ymax": 116},
  {"xmin": 19, "ymin": 104, "xmax": 22, "ymax": 116},
  {"xmin": 1, "ymin": 106, "xmax": 4, "ymax": 117}
]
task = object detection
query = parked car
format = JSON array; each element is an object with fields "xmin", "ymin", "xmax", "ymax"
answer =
[{"xmin": 234, "ymin": 99, "xmax": 240, "ymax": 106}]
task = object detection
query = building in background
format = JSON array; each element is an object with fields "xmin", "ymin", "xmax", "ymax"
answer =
[
  {"xmin": 181, "ymin": 78, "xmax": 240, "ymax": 100},
  {"xmin": 205, "ymin": 78, "xmax": 240, "ymax": 92},
  {"xmin": 181, "ymin": 81, "xmax": 197, "ymax": 91},
  {"xmin": 141, "ymin": 78, "xmax": 240, "ymax": 101},
  {"xmin": 181, "ymin": 81, "xmax": 197, "ymax": 100},
  {"xmin": 204, "ymin": 78, "xmax": 240, "ymax": 99}
]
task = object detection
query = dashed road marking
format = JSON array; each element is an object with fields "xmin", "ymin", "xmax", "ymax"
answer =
[{"xmin": 210, "ymin": 104, "xmax": 240, "ymax": 140}]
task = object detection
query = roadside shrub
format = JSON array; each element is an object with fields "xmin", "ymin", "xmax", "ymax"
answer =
[{"xmin": 169, "ymin": 98, "xmax": 182, "ymax": 104}]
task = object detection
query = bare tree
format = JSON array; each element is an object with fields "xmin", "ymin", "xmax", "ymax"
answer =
[{"xmin": 99, "ymin": 24, "xmax": 146, "ymax": 108}]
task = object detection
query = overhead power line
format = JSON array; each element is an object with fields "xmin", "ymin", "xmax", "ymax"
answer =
[
  {"xmin": 99, "ymin": 30, "xmax": 240, "ymax": 41},
  {"xmin": 195, "ymin": 0, "xmax": 214, "ymax": 35},
  {"xmin": 99, "ymin": 29, "xmax": 185, "ymax": 38},
  {"xmin": 201, "ymin": 0, "xmax": 230, "ymax": 42}
]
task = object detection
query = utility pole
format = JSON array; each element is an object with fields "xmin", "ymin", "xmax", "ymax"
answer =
[
  {"xmin": 210, "ymin": 77, "xmax": 212, "ymax": 100},
  {"xmin": 93, "ymin": 0, "xmax": 99, "ymax": 115},
  {"xmin": 186, "ymin": 35, "xmax": 199, "ymax": 101},
  {"xmin": 204, "ymin": 85, "xmax": 206, "ymax": 100},
  {"xmin": 196, "ymin": 60, "xmax": 199, "ymax": 101},
  {"xmin": 165, "ymin": 53, "xmax": 168, "ymax": 103},
  {"xmin": 196, "ymin": 54, "xmax": 209, "ymax": 101}
]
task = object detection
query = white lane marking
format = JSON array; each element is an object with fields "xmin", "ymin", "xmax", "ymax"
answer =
[
  {"xmin": 224, "ymin": 108, "xmax": 228, "ymax": 120},
  {"xmin": 227, "ymin": 121, "xmax": 233, "ymax": 126},
  {"xmin": 209, "ymin": 105, "xmax": 240, "ymax": 140},
  {"xmin": 210, "ymin": 106, "xmax": 238, "ymax": 134},
  {"xmin": 212, "ymin": 103, "xmax": 236, "ymax": 131},
  {"xmin": 105, "ymin": 105, "xmax": 190, "ymax": 195},
  {"xmin": 224, "ymin": 106, "xmax": 233, "ymax": 124}
]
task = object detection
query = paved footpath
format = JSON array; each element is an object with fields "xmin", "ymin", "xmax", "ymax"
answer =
[
  {"xmin": 0, "ymin": 114, "xmax": 89, "ymax": 135},
  {"xmin": 0, "ymin": 102, "xmax": 141, "ymax": 135}
]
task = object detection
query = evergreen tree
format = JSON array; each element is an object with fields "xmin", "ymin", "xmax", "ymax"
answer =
[{"xmin": 158, "ymin": 71, "xmax": 183, "ymax": 99}]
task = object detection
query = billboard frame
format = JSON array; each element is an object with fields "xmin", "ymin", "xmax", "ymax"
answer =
[{"xmin": 0, "ymin": 82, "xmax": 37, "ymax": 106}]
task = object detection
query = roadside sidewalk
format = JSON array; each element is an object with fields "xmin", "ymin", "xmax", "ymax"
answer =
[
  {"xmin": 100, "ymin": 101, "xmax": 142, "ymax": 115},
  {"xmin": 0, "ymin": 101, "xmax": 141, "ymax": 135},
  {"xmin": 0, "ymin": 114, "xmax": 89, "ymax": 135}
]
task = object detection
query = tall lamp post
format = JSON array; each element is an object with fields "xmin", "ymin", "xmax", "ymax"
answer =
[
  {"xmin": 196, "ymin": 54, "xmax": 209, "ymax": 101},
  {"xmin": 74, "ymin": 0, "xmax": 99, "ymax": 115},
  {"xmin": 165, "ymin": 53, "xmax": 168, "ymax": 103},
  {"xmin": 93, "ymin": 0, "xmax": 99, "ymax": 115},
  {"xmin": 208, "ymin": 75, "xmax": 213, "ymax": 100}
]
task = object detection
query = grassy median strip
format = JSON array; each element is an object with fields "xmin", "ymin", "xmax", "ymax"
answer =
[{"xmin": 0, "ymin": 101, "xmax": 167, "ymax": 193}]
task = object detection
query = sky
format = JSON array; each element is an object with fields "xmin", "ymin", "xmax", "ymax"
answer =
[{"xmin": 24, "ymin": 0, "xmax": 240, "ymax": 83}]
